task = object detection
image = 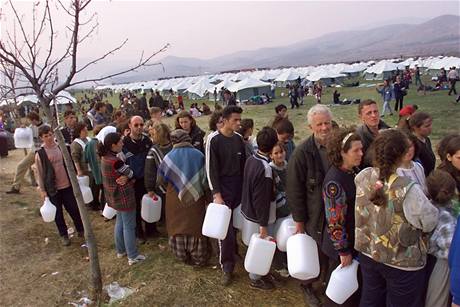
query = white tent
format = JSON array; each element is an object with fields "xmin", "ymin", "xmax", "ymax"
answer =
[
  {"xmin": 186, "ymin": 79, "xmax": 214, "ymax": 99},
  {"xmin": 274, "ymin": 68, "xmax": 302, "ymax": 83},
  {"xmin": 227, "ymin": 77, "xmax": 271, "ymax": 102}
]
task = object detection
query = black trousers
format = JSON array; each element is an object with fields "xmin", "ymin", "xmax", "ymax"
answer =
[
  {"xmin": 448, "ymin": 79, "xmax": 457, "ymax": 95},
  {"xmin": 218, "ymin": 176, "xmax": 242, "ymax": 273},
  {"xmin": 49, "ymin": 186, "xmax": 84, "ymax": 237},
  {"xmin": 358, "ymin": 253, "xmax": 425, "ymax": 307},
  {"xmin": 134, "ymin": 178, "xmax": 156, "ymax": 238},
  {"xmin": 394, "ymin": 96, "xmax": 404, "ymax": 111}
]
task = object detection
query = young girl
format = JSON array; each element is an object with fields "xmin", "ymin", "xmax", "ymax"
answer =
[
  {"xmin": 425, "ymin": 170, "xmax": 457, "ymax": 307},
  {"xmin": 269, "ymin": 141, "xmax": 290, "ymax": 277},
  {"xmin": 99, "ymin": 132, "xmax": 145, "ymax": 265},
  {"xmin": 396, "ymin": 132, "xmax": 427, "ymax": 195}
]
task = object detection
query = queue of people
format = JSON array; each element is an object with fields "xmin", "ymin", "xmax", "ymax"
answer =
[{"xmin": 3, "ymin": 91, "xmax": 460, "ymax": 307}]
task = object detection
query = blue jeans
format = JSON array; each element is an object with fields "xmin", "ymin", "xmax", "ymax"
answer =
[
  {"xmin": 114, "ymin": 209, "xmax": 138, "ymax": 259},
  {"xmin": 381, "ymin": 100, "xmax": 393, "ymax": 116}
]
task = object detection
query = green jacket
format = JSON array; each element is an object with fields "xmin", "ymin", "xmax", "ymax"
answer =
[{"xmin": 84, "ymin": 138, "xmax": 102, "ymax": 185}]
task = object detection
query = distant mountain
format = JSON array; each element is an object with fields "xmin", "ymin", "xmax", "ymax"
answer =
[{"xmin": 108, "ymin": 14, "xmax": 460, "ymax": 82}]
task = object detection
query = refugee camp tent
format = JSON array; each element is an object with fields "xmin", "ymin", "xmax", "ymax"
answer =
[
  {"xmin": 274, "ymin": 68, "xmax": 302, "ymax": 87},
  {"xmin": 364, "ymin": 60, "xmax": 404, "ymax": 80},
  {"xmin": 209, "ymin": 79, "xmax": 237, "ymax": 101},
  {"xmin": 186, "ymin": 78, "xmax": 214, "ymax": 99},
  {"xmin": 227, "ymin": 77, "xmax": 271, "ymax": 102}
]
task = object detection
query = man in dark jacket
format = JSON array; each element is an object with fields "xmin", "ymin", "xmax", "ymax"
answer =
[
  {"xmin": 355, "ymin": 99, "xmax": 390, "ymax": 168},
  {"xmin": 286, "ymin": 104, "xmax": 334, "ymax": 307},
  {"xmin": 122, "ymin": 116, "xmax": 154, "ymax": 243}
]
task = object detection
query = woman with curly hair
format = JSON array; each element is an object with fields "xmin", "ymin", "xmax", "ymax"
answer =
[
  {"xmin": 355, "ymin": 129, "xmax": 438, "ymax": 307},
  {"xmin": 175, "ymin": 111, "xmax": 205, "ymax": 153},
  {"xmin": 322, "ymin": 127, "xmax": 363, "ymax": 305}
]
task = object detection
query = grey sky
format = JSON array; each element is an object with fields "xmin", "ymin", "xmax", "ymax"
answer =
[{"xmin": 2, "ymin": 1, "xmax": 459, "ymax": 61}]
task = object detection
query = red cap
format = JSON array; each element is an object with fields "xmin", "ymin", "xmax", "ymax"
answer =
[{"xmin": 399, "ymin": 105, "xmax": 416, "ymax": 117}]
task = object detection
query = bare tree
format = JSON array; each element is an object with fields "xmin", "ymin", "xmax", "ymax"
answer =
[{"xmin": 0, "ymin": 0, "xmax": 168, "ymax": 303}]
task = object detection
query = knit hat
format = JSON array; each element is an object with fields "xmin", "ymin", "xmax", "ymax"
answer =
[
  {"xmin": 170, "ymin": 129, "xmax": 192, "ymax": 146},
  {"xmin": 399, "ymin": 105, "xmax": 416, "ymax": 117}
]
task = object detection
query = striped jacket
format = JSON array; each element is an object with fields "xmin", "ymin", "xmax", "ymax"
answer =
[{"xmin": 101, "ymin": 152, "xmax": 136, "ymax": 211}]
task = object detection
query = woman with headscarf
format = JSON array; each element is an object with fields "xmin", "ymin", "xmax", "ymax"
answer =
[{"xmin": 158, "ymin": 129, "xmax": 210, "ymax": 266}]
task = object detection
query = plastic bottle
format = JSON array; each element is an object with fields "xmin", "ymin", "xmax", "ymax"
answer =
[
  {"xmin": 202, "ymin": 203, "xmax": 231, "ymax": 240},
  {"xmin": 244, "ymin": 234, "xmax": 276, "ymax": 276},
  {"xmin": 14, "ymin": 127, "xmax": 33, "ymax": 149},
  {"xmin": 102, "ymin": 203, "xmax": 117, "ymax": 219},
  {"xmin": 275, "ymin": 216, "xmax": 296, "ymax": 252},
  {"xmin": 242, "ymin": 218, "xmax": 260, "ymax": 246},
  {"xmin": 40, "ymin": 197, "xmax": 56, "ymax": 222},
  {"xmin": 233, "ymin": 204, "xmax": 243, "ymax": 230},
  {"xmin": 326, "ymin": 260, "xmax": 360, "ymax": 304},
  {"xmin": 80, "ymin": 185, "xmax": 93, "ymax": 204},
  {"xmin": 141, "ymin": 194, "xmax": 162, "ymax": 223},
  {"xmin": 77, "ymin": 175, "xmax": 90, "ymax": 187},
  {"xmin": 287, "ymin": 233, "xmax": 320, "ymax": 280}
]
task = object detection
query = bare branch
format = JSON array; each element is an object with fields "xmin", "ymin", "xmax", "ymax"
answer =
[
  {"xmin": 76, "ymin": 39, "xmax": 128, "ymax": 74},
  {"xmin": 68, "ymin": 43, "xmax": 170, "ymax": 88}
]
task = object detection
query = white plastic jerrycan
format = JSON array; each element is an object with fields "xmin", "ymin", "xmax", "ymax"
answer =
[
  {"xmin": 202, "ymin": 203, "xmax": 231, "ymax": 240},
  {"xmin": 244, "ymin": 233, "xmax": 276, "ymax": 276},
  {"xmin": 242, "ymin": 218, "xmax": 260, "ymax": 246},
  {"xmin": 102, "ymin": 203, "xmax": 117, "ymax": 219},
  {"xmin": 141, "ymin": 194, "xmax": 162, "ymax": 223},
  {"xmin": 77, "ymin": 175, "xmax": 90, "ymax": 187},
  {"xmin": 287, "ymin": 233, "xmax": 320, "ymax": 280},
  {"xmin": 275, "ymin": 216, "xmax": 296, "ymax": 252},
  {"xmin": 40, "ymin": 197, "xmax": 56, "ymax": 222},
  {"xmin": 80, "ymin": 185, "xmax": 93, "ymax": 204},
  {"xmin": 233, "ymin": 204, "xmax": 244, "ymax": 230},
  {"xmin": 14, "ymin": 127, "xmax": 33, "ymax": 149},
  {"xmin": 268, "ymin": 201, "xmax": 276, "ymax": 224},
  {"xmin": 326, "ymin": 260, "xmax": 360, "ymax": 304}
]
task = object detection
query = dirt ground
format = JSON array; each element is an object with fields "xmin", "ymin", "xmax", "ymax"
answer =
[{"xmin": 0, "ymin": 149, "xmax": 315, "ymax": 306}]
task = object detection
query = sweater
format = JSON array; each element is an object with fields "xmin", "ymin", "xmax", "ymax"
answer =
[
  {"xmin": 35, "ymin": 143, "xmax": 71, "ymax": 196},
  {"xmin": 205, "ymin": 130, "xmax": 246, "ymax": 195},
  {"xmin": 322, "ymin": 165, "xmax": 357, "ymax": 259},
  {"xmin": 144, "ymin": 143, "xmax": 173, "ymax": 194},
  {"xmin": 241, "ymin": 152, "xmax": 274, "ymax": 227},
  {"xmin": 415, "ymin": 136, "xmax": 436, "ymax": 177}
]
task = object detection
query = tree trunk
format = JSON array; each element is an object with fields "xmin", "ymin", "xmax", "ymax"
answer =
[{"xmin": 40, "ymin": 99, "xmax": 103, "ymax": 304}]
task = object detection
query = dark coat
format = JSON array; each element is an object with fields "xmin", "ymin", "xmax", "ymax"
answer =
[
  {"xmin": 189, "ymin": 125, "xmax": 205, "ymax": 154},
  {"xmin": 286, "ymin": 135, "xmax": 332, "ymax": 255}
]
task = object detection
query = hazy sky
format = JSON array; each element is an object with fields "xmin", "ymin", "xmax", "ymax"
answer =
[{"xmin": 1, "ymin": 1, "xmax": 459, "ymax": 62}]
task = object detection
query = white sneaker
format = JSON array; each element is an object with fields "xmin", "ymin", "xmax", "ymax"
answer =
[
  {"xmin": 128, "ymin": 254, "xmax": 146, "ymax": 265},
  {"xmin": 116, "ymin": 252, "xmax": 127, "ymax": 259}
]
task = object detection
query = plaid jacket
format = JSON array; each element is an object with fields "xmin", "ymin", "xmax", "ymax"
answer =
[{"xmin": 101, "ymin": 152, "xmax": 136, "ymax": 211}]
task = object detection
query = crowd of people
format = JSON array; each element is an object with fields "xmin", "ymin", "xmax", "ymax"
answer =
[{"xmin": 1, "ymin": 85, "xmax": 460, "ymax": 307}]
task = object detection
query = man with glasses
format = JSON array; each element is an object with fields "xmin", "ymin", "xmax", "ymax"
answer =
[{"xmin": 121, "ymin": 116, "xmax": 153, "ymax": 243}]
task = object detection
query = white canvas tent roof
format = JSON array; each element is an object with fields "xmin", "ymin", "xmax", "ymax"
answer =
[
  {"xmin": 227, "ymin": 77, "xmax": 270, "ymax": 92},
  {"xmin": 365, "ymin": 60, "xmax": 403, "ymax": 74},
  {"xmin": 274, "ymin": 68, "xmax": 301, "ymax": 82},
  {"xmin": 186, "ymin": 79, "xmax": 214, "ymax": 97}
]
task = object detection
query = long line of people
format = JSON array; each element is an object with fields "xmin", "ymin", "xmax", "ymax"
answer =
[{"xmin": 7, "ymin": 95, "xmax": 460, "ymax": 306}]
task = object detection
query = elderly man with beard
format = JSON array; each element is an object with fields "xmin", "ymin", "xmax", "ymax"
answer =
[{"xmin": 286, "ymin": 104, "xmax": 334, "ymax": 307}]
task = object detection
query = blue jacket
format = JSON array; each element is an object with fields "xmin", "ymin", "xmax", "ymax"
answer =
[
  {"xmin": 376, "ymin": 85, "xmax": 394, "ymax": 102},
  {"xmin": 449, "ymin": 215, "xmax": 460, "ymax": 305}
]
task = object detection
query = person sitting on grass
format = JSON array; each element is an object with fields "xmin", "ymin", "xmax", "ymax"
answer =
[
  {"xmin": 34, "ymin": 125, "xmax": 84, "ymax": 247},
  {"xmin": 100, "ymin": 132, "xmax": 146, "ymax": 266},
  {"xmin": 241, "ymin": 126, "xmax": 278, "ymax": 290}
]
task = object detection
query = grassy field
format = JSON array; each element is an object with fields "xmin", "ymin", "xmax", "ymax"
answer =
[{"xmin": 1, "ymin": 79, "xmax": 459, "ymax": 306}]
